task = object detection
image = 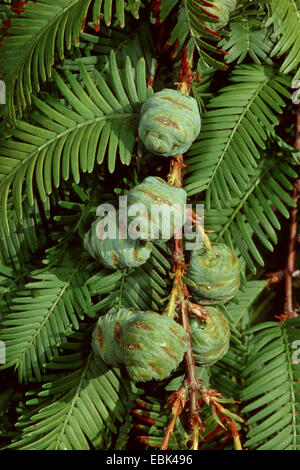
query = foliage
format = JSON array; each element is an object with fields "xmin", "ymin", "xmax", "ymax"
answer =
[{"xmin": 0, "ymin": 0, "xmax": 299, "ymax": 451}]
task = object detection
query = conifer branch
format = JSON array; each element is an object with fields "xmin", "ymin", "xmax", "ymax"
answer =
[{"xmin": 161, "ymin": 46, "xmax": 204, "ymax": 450}]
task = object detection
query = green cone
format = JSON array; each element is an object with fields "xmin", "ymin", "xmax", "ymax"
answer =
[
  {"xmin": 138, "ymin": 88, "xmax": 201, "ymax": 157},
  {"xmin": 92, "ymin": 308, "xmax": 188, "ymax": 382},
  {"xmin": 83, "ymin": 214, "xmax": 153, "ymax": 270},
  {"xmin": 127, "ymin": 176, "xmax": 187, "ymax": 241},
  {"xmin": 203, "ymin": 0, "xmax": 237, "ymax": 31},
  {"xmin": 190, "ymin": 307, "xmax": 230, "ymax": 366},
  {"xmin": 186, "ymin": 243, "xmax": 240, "ymax": 304}
]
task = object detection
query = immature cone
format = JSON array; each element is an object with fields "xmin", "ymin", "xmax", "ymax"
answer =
[
  {"xmin": 92, "ymin": 308, "xmax": 134, "ymax": 366},
  {"xmin": 189, "ymin": 306, "xmax": 230, "ymax": 366},
  {"xmin": 83, "ymin": 213, "xmax": 152, "ymax": 270},
  {"xmin": 186, "ymin": 243, "xmax": 240, "ymax": 304},
  {"xmin": 138, "ymin": 88, "xmax": 201, "ymax": 157},
  {"xmin": 92, "ymin": 308, "xmax": 188, "ymax": 382},
  {"xmin": 127, "ymin": 176, "xmax": 187, "ymax": 241},
  {"xmin": 203, "ymin": 0, "xmax": 237, "ymax": 30}
]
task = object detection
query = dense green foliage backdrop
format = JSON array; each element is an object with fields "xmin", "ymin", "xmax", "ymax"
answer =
[{"xmin": 0, "ymin": 0, "xmax": 299, "ymax": 450}]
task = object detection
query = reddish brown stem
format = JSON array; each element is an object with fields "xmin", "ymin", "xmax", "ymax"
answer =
[
  {"xmin": 266, "ymin": 107, "xmax": 300, "ymax": 320},
  {"xmin": 186, "ymin": 207, "xmax": 212, "ymax": 249},
  {"xmin": 161, "ymin": 51, "xmax": 204, "ymax": 450},
  {"xmin": 284, "ymin": 178, "xmax": 300, "ymax": 319},
  {"xmin": 285, "ymin": 105, "xmax": 300, "ymax": 317},
  {"xmin": 294, "ymin": 107, "xmax": 300, "ymax": 150},
  {"xmin": 161, "ymin": 50, "xmax": 203, "ymax": 449},
  {"xmin": 181, "ymin": 299, "xmax": 202, "ymax": 421}
]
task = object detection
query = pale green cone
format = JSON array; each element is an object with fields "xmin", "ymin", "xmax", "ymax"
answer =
[
  {"xmin": 122, "ymin": 310, "xmax": 188, "ymax": 382},
  {"xmin": 127, "ymin": 176, "xmax": 187, "ymax": 241},
  {"xmin": 203, "ymin": 0, "xmax": 237, "ymax": 30},
  {"xmin": 186, "ymin": 243, "xmax": 240, "ymax": 304},
  {"xmin": 189, "ymin": 306, "xmax": 230, "ymax": 366},
  {"xmin": 83, "ymin": 213, "xmax": 153, "ymax": 270},
  {"xmin": 92, "ymin": 308, "xmax": 188, "ymax": 382},
  {"xmin": 138, "ymin": 88, "xmax": 201, "ymax": 157}
]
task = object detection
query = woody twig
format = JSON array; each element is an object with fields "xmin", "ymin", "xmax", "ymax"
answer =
[
  {"xmin": 283, "ymin": 178, "xmax": 300, "ymax": 319},
  {"xmin": 161, "ymin": 47, "xmax": 204, "ymax": 451},
  {"xmin": 265, "ymin": 107, "xmax": 300, "ymax": 320}
]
